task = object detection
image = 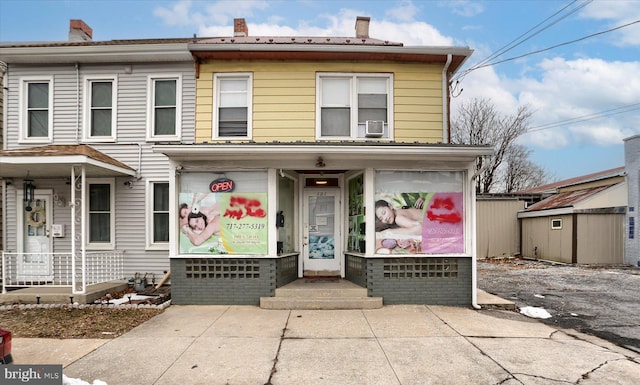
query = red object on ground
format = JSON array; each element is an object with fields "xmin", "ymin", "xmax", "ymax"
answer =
[{"xmin": 0, "ymin": 328, "xmax": 12, "ymax": 364}]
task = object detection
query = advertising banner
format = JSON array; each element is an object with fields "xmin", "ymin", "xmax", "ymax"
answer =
[
  {"xmin": 374, "ymin": 192, "xmax": 463, "ymax": 254},
  {"xmin": 179, "ymin": 192, "xmax": 268, "ymax": 254}
]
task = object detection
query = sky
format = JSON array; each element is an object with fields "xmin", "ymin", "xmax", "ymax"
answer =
[{"xmin": 1, "ymin": 0, "xmax": 639, "ymax": 182}]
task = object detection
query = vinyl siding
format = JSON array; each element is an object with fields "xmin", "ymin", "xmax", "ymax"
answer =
[
  {"xmin": 2, "ymin": 62, "xmax": 196, "ymax": 278},
  {"xmin": 195, "ymin": 60, "xmax": 444, "ymax": 143}
]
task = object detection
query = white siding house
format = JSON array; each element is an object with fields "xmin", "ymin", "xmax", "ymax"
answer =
[{"xmin": 0, "ymin": 20, "xmax": 195, "ymax": 296}]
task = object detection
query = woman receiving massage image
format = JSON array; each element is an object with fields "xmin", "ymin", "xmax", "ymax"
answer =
[
  {"xmin": 374, "ymin": 199, "xmax": 424, "ymax": 235},
  {"xmin": 179, "ymin": 194, "xmax": 222, "ymax": 246}
]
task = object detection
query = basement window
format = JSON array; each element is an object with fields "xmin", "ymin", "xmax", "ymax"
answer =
[{"xmin": 551, "ymin": 218, "xmax": 562, "ymax": 230}]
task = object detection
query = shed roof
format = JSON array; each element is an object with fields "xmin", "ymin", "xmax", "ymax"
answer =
[{"xmin": 524, "ymin": 184, "xmax": 615, "ymax": 212}]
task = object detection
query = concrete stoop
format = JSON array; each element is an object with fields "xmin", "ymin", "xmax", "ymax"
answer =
[{"xmin": 260, "ymin": 278, "xmax": 383, "ymax": 310}]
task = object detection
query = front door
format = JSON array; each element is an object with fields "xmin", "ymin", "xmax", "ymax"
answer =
[
  {"xmin": 302, "ymin": 189, "xmax": 341, "ymax": 276},
  {"xmin": 18, "ymin": 192, "xmax": 53, "ymax": 282}
]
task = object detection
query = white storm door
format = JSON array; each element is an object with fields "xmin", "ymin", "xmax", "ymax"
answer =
[
  {"xmin": 18, "ymin": 192, "xmax": 54, "ymax": 281},
  {"xmin": 302, "ymin": 189, "xmax": 341, "ymax": 275}
]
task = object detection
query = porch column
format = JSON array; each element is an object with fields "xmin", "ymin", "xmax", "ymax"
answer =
[{"xmin": 71, "ymin": 165, "xmax": 87, "ymax": 294}]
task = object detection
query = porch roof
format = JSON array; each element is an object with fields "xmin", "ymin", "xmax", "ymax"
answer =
[
  {"xmin": 153, "ymin": 142, "xmax": 494, "ymax": 169},
  {"xmin": 0, "ymin": 144, "xmax": 136, "ymax": 178}
]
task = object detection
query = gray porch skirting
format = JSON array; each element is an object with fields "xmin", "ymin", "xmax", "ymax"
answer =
[{"xmin": 171, "ymin": 254, "xmax": 471, "ymax": 306}]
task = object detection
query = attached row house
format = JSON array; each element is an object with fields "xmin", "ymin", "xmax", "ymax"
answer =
[{"xmin": 1, "ymin": 18, "xmax": 492, "ymax": 306}]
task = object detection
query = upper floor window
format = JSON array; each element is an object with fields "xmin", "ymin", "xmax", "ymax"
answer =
[
  {"xmin": 147, "ymin": 74, "xmax": 182, "ymax": 141},
  {"xmin": 147, "ymin": 180, "xmax": 169, "ymax": 249},
  {"xmin": 83, "ymin": 76, "xmax": 117, "ymax": 141},
  {"xmin": 213, "ymin": 73, "xmax": 252, "ymax": 139},
  {"xmin": 20, "ymin": 76, "xmax": 53, "ymax": 143},
  {"xmin": 87, "ymin": 179, "xmax": 115, "ymax": 249},
  {"xmin": 316, "ymin": 73, "xmax": 393, "ymax": 140}
]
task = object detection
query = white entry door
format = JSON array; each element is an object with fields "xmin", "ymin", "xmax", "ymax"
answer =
[
  {"xmin": 18, "ymin": 192, "xmax": 54, "ymax": 282},
  {"xmin": 303, "ymin": 189, "xmax": 341, "ymax": 276}
]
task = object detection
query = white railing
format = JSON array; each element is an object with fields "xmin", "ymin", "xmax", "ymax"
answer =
[{"xmin": 1, "ymin": 251, "xmax": 124, "ymax": 293}]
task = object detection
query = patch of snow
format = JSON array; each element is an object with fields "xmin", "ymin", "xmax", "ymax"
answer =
[
  {"xmin": 97, "ymin": 293, "xmax": 155, "ymax": 305},
  {"xmin": 63, "ymin": 374, "xmax": 108, "ymax": 385},
  {"xmin": 534, "ymin": 294, "xmax": 545, "ymax": 298},
  {"xmin": 520, "ymin": 306, "xmax": 552, "ymax": 319}
]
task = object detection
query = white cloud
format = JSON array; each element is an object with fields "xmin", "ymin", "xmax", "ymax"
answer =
[
  {"xmin": 439, "ymin": 0, "xmax": 484, "ymax": 17},
  {"xmin": 385, "ymin": 0, "xmax": 420, "ymax": 22},
  {"xmin": 579, "ymin": 0, "xmax": 640, "ymax": 46},
  {"xmin": 153, "ymin": 0, "xmax": 194, "ymax": 26}
]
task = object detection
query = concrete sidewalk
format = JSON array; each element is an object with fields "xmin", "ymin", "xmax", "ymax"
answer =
[{"xmin": 13, "ymin": 305, "xmax": 640, "ymax": 385}]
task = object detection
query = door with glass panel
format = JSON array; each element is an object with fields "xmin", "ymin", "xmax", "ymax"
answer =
[
  {"xmin": 302, "ymin": 189, "xmax": 341, "ymax": 275},
  {"xmin": 18, "ymin": 192, "xmax": 53, "ymax": 282}
]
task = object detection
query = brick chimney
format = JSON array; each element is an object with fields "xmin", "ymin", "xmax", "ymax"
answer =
[
  {"xmin": 69, "ymin": 19, "xmax": 93, "ymax": 42},
  {"xmin": 234, "ymin": 18, "xmax": 248, "ymax": 37},
  {"xmin": 355, "ymin": 16, "xmax": 370, "ymax": 39}
]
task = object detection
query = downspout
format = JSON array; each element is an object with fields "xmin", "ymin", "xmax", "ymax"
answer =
[
  {"xmin": 471, "ymin": 164, "xmax": 481, "ymax": 309},
  {"xmin": 442, "ymin": 54, "xmax": 452, "ymax": 144},
  {"xmin": 75, "ymin": 63, "xmax": 80, "ymax": 143}
]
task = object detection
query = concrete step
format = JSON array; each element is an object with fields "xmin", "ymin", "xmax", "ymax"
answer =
[
  {"xmin": 260, "ymin": 296, "xmax": 383, "ymax": 310},
  {"xmin": 260, "ymin": 278, "xmax": 383, "ymax": 310},
  {"xmin": 274, "ymin": 285, "xmax": 368, "ymax": 298}
]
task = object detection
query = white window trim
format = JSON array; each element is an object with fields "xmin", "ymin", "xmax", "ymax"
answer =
[
  {"xmin": 146, "ymin": 179, "xmax": 170, "ymax": 250},
  {"xmin": 315, "ymin": 73, "xmax": 394, "ymax": 140},
  {"xmin": 86, "ymin": 178, "xmax": 115, "ymax": 250},
  {"xmin": 212, "ymin": 72, "xmax": 253, "ymax": 140},
  {"xmin": 551, "ymin": 218, "xmax": 563, "ymax": 230},
  {"xmin": 82, "ymin": 75, "xmax": 118, "ymax": 142},
  {"xmin": 146, "ymin": 74, "xmax": 182, "ymax": 142},
  {"xmin": 19, "ymin": 76, "xmax": 54, "ymax": 144}
]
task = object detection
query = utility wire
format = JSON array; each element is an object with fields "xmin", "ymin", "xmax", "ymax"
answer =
[
  {"xmin": 463, "ymin": 19, "xmax": 640, "ymax": 73},
  {"xmin": 456, "ymin": 0, "xmax": 591, "ymax": 82},
  {"xmin": 527, "ymin": 103, "xmax": 640, "ymax": 133}
]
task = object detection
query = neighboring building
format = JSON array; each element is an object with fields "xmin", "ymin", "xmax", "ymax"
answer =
[
  {"xmin": 624, "ymin": 135, "xmax": 640, "ymax": 266},
  {"xmin": 0, "ymin": 20, "xmax": 196, "ymax": 296},
  {"xmin": 476, "ymin": 195, "xmax": 525, "ymax": 259},
  {"xmin": 1, "ymin": 17, "xmax": 492, "ymax": 306},
  {"xmin": 1, "ymin": 63, "xmax": 4, "ymax": 253},
  {"xmin": 517, "ymin": 167, "xmax": 627, "ymax": 264}
]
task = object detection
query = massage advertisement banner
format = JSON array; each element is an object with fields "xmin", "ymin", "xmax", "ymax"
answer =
[
  {"xmin": 374, "ymin": 192, "xmax": 463, "ymax": 254},
  {"xmin": 179, "ymin": 192, "xmax": 268, "ymax": 254}
]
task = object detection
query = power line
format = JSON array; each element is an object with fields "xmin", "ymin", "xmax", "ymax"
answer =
[
  {"xmin": 526, "ymin": 103, "xmax": 640, "ymax": 133},
  {"xmin": 464, "ymin": 19, "xmax": 640, "ymax": 74},
  {"xmin": 456, "ymin": 0, "xmax": 591, "ymax": 82}
]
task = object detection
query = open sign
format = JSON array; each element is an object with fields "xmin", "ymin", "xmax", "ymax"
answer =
[{"xmin": 210, "ymin": 178, "xmax": 234, "ymax": 193}]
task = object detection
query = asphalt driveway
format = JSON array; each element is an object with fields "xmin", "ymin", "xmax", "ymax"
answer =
[{"xmin": 478, "ymin": 258, "xmax": 640, "ymax": 353}]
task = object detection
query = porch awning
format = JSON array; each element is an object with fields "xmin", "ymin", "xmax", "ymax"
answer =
[
  {"xmin": 153, "ymin": 142, "xmax": 494, "ymax": 170},
  {"xmin": 0, "ymin": 144, "xmax": 136, "ymax": 178}
]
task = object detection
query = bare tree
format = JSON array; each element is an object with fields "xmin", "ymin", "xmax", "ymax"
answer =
[
  {"xmin": 502, "ymin": 144, "xmax": 551, "ymax": 192},
  {"xmin": 451, "ymin": 97, "xmax": 548, "ymax": 193}
]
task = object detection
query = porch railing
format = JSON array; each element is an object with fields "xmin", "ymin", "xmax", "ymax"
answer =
[{"xmin": 1, "ymin": 251, "xmax": 124, "ymax": 293}]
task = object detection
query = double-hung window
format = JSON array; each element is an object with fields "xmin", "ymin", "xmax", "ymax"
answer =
[
  {"xmin": 83, "ymin": 76, "xmax": 117, "ymax": 141},
  {"xmin": 20, "ymin": 76, "xmax": 53, "ymax": 143},
  {"xmin": 147, "ymin": 74, "xmax": 181, "ymax": 141},
  {"xmin": 87, "ymin": 179, "xmax": 115, "ymax": 249},
  {"xmin": 147, "ymin": 181, "xmax": 169, "ymax": 249},
  {"xmin": 213, "ymin": 73, "xmax": 252, "ymax": 139},
  {"xmin": 317, "ymin": 73, "xmax": 392, "ymax": 139}
]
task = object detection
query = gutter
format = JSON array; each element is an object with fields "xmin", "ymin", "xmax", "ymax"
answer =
[{"xmin": 442, "ymin": 54, "xmax": 452, "ymax": 144}]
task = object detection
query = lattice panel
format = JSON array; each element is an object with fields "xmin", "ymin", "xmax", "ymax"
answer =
[
  {"xmin": 383, "ymin": 258, "xmax": 458, "ymax": 279},
  {"xmin": 184, "ymin": 258, "xmax": 261, "ymax": 279}
]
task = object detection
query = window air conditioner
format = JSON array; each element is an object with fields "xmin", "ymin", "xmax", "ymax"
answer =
[{"xmin": 365, "ymin": 120, "xmax": 384, "ymax": 137}]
